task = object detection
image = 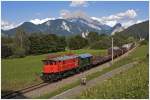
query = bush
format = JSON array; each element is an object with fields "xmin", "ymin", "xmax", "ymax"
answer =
[
  {"xmin": 140, "ymin": 40, "xmax": 148, "ymax": 45},
  {"xmin": 90, "ymin": 39, "xmax": 111, "ymax": 49},
  {"xmin": 13, "ymin": 48, "xmax": 26, "ymax": 58},
  {"xmin": 1, "ymin": 45, "xmax": 13, "ymax": 58}
]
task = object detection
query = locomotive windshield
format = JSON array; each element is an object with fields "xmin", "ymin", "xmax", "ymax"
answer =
[{"xmin": 42, "ymin": 60, "xmax": 55, "ymax": 65}]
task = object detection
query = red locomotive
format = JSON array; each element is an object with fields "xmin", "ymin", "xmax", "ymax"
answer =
[{"xmin": 42, "ymin": 54, "xmax": 79, "ymax": 81}]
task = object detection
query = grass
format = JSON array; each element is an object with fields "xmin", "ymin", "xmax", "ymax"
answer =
[
  {"xmin": 77, "ymin": 58, "xmax": 148, "ymax": 99},
  {"xmin": 36, "ymin": 80, "xmax": 80, "ymax": 99},
  {"xmin": 36, "ymin": 44, "xmax": 148, "ymax": 98},
  {"xmin": 1, "ymin": 49, "xmax": 106, "ymax": 93},
  {"xmin": 54, "ymin": 49, "xmax": 107, "ymax": 56}
]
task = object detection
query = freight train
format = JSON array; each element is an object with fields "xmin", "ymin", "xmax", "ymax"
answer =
[{"xmin": 41, "ymin": 43, "xmax": 135, "ymax": 82}]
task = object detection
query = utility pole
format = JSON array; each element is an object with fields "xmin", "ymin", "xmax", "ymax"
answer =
[{"xmin": 111, "ymin": 37, "xmax": 114, "ymax": 64}]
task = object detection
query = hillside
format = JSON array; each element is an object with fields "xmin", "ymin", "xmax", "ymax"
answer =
[{"xmin": 116, "ymin": 20, "xmax": 149, "ymax": 40}]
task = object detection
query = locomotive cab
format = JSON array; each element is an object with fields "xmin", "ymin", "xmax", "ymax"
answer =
[
  {"xmin": 41, "ymin": 54, "xmax": 79, "ymax": 82},
  {"xmin": 42, "ymin": 60, "xmax": 60, "ymax": 74}
]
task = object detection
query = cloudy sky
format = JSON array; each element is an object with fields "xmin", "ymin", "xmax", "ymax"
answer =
[{"xmin": 1, "ymin": 1, "xmax": 149, "ymax": 30}]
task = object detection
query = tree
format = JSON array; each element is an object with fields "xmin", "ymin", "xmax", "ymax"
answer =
[
  {"xmin": 1, "ymin": 36, "xmax": 13, "ymax": 44},
  {"xmin": 56, "ymin": 36, "xmax": 67, "ymax": 51},
  {"xmin": 1, "ymin": 44, "xmax": 13, "ymax": 58},
  {"xmin": 68, "ymin": 35, "xmax": 88, "ymax": 50},
  {"xmin": 14, "ymin": 28, "xmax": 30, "ymax": 57},
  {"xmin": 29, "ymin": 34, "xmax": 67, "ymax": 54},
  {"xmin": 127, "ymin": 36, "xmax": 135, "ymax": 43},
  {"xmin": 87, "ymin": 32, "xmax": 99, "ymax": 45},
  {"xmin": 90, "ymin": 36, "xmax": 111, "ymax": 49}
]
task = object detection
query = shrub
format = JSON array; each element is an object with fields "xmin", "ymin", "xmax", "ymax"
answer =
[
  {"xmin": 140, "ymin": 40, "xmax": 148, "ymax": 45},
  {"xmin": 1, "ymin": 45, "xmax": 13, "ymax": 58},
  {"xmin": 13, "ymin": 48, "xmax": 26, "ymax": 58}
]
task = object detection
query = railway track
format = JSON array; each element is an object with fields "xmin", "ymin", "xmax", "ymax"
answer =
[{"xmin": 2, "ymin": 82, "xmax": 49, "ymax": 99}]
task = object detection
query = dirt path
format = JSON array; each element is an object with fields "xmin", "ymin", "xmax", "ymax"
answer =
[
  {"xmin": 51, "ymin": 61, "xmax": 138, "ymax": 99},
  {"xmin": 15, "ymin": 45, "xmax": 138, "ymax": 98}
]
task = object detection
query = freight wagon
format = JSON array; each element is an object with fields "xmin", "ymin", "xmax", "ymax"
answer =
[{"xmin": 108, "ymin": 46, "xmax": 122, "ymax": 57}]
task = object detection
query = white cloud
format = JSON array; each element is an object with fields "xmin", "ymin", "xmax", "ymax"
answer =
[
  {"xmin": 60, "ymin": 10, "xmax": 72, "ymax": 19},
  {"xmin": 91, "ymin": 9, "xmax": 138, "ymax": 27},
  {"xmin": 30, "ymin": 17, "xmax": 55, "ymax": 25},
  {"xmin": 70, "ymin": 0, "xmax": 88, "ymax": 7},
  {"xmin": 60, "ymin": 9, "xmax": 142, "ymax": 28},
  {"xmin": 121, "ymin": 20, "xmax": 136, "ymax": 28},
  {"xmin": 118, "ymin": 9, "xmax": 137, "ymax": 18},
  {"xmin": 91, "ymin": 17, "xmax": 100, "ymax": 21},
  {"xmin": 105, "ymin": 21, "xmax": 118, "ymax": 27},
  {"xmin": 136, "ymin": 20, "xmax": 144, "ymax": 24},
  {"xmin": 122, "ymin": 19, "xmax": 145, "ymax": 28},
  {"xmin": 91, "ymin": 17, "xmax": 117, "ymax": 27},
  {"xmin": 101, "ymin": 9, "xmax": 137, "ymax": 21},
  {"xmin": 1, "ymin": 20, "xmax": 21, "ymax": 30},
  {"xmin": 60, "ymin": 9, "xmax": 92, "ymax": 22}
]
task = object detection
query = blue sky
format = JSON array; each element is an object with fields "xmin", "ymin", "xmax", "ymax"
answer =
[{"xmin": 1, "ymin": 1, "xmax": 149, "ymax": 30}]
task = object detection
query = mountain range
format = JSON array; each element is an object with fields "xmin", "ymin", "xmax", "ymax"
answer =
[{"xmin": 1, "ymin": 17, "xmax": 123, "ymax": 37}]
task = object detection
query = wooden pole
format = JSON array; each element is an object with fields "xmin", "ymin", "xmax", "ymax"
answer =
[{"xmin": 112, "ymin": 37, "xmax": 113, "ymax": 64}]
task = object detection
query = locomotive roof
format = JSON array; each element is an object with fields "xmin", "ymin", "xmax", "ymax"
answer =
[
  {"xmin": 51, "ymin": 55, "xmax": 78, "ymax": 61},
  {"xmin": 79, "ymin": 53, "xmax": 92, "ymax": 58}
]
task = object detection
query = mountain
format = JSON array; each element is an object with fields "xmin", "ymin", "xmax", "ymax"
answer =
[
  {"xmin": 111, "ymin": 23, "xmax": 124, "ymax": 35},
  {"xmin": 2, "ymin": 18, "xmax": 122, "ymax": 36},
  {"xmin": 116, "ymin": 20, "xmax": 149, "ymax": 39},
  {"xmin": 67, "ymin": 17, "xmax": 112, "ymax": 31},
  {"xmin": 2, "ymin": 22, "xmax": 42, "ymax": 36}
]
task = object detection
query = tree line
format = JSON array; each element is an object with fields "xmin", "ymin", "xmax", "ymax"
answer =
[{"xmin": 2, "ymin": 28, "xmax": 137, "ymax": 58}]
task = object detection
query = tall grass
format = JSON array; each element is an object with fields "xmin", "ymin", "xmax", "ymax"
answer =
[{"xmin": 77, "ymin": 58, "xmax": 148, "ymax": 99}]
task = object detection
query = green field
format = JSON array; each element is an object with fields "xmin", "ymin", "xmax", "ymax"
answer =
[
  {"xmin": 1, "ymin": 49, "xmax": 106, "ymax": 93},
  {"xmin": 76, "ymin": 44, "xmax": 149, "ymax": 99}
]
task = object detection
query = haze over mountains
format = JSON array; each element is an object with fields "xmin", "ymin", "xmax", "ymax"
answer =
[{"xmin": 2, "ymin": 17, "xmax": 124, "ymax": 36}]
